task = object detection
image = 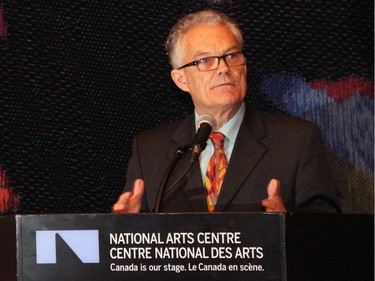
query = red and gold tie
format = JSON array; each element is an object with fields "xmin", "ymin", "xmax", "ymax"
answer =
[{"xmin": 205, "ymin": 132, "xmax": 228, "ymax": 212}]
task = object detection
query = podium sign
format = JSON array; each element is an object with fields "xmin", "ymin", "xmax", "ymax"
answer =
[{"xmin": 0, "ymin": 213, "xmax": 373, "ymax": 281}]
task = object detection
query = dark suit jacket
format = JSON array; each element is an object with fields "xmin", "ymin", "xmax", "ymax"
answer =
[{"xmin": 124, "ymin": 105, "xmax": 340, "ymax": 213}]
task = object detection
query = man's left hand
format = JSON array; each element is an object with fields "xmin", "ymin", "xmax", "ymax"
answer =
[{"xmin": 262, "ymin": 179, "xmax": 286, "ymax": 212}]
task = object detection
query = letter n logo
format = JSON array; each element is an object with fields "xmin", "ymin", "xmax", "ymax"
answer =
[{"xmin": 36, "ymin": 230, "xmax": 100, "ymax": 264}]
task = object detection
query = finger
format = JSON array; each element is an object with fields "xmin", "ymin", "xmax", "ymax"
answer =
[
  {"xmin": 262, "ymin": 197, "xmax": 286, "ymax": 212},
  {"xmin": 112, "ymin": 202, "xmax": 129, "ymax": 213},
  {"xmin": 261, "ymin": 198, "xmax": 274, "ymax": 211},
  {"xmin": 117, "ymin": 191, "xmax": 132, "ymax": 204},
  {"xmin": 125, "ymin": 179, "xmax": 144, "ymax": 213},
  {"xmin": 132, "ymin": 179, "xmax": 145, "ymax": 200},
  {"xmin": 267, "ymin": 178, "xmax": 281, "ymax": 199},
  {"xmin": 112, "ymin": 192, "xmax": 132, "ymax": 213}
]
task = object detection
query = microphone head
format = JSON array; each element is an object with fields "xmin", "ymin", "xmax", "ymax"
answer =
[
  {"xmin": 197, "ymin": 115, "xmax": 217, "ymax": 131},
  {"xmin": 191, "ymin": 115, "xmax": 217, "ymax": 162}
]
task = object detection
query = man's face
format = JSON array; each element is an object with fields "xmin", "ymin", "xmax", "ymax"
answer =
[{"xmin": 172, "ymin": 24, "xmax": 247, "ymax": 116}]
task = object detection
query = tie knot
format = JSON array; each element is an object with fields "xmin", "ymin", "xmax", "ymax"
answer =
[{"xmin": 209, "ymin": 132, "xmax": 225, "ymax": 148}]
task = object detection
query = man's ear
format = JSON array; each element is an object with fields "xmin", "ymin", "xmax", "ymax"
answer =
[{"xmin": 170, "ymin": 69, "xmax": 189, "ymax": 92}]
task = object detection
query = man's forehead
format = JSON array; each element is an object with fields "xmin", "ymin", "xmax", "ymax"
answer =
[{"xmin": 182, "ymin": 24, "xmax": 240, "ymax": 57}]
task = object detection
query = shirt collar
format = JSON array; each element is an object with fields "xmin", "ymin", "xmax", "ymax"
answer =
[{"xmin": 194, "ymin": 102, "xmax": 245, "ymax": 144}]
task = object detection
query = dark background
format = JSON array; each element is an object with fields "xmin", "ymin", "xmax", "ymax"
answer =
[{"xmin": 1, "ymin": 0, "xmax": 373, "ymax": 214}]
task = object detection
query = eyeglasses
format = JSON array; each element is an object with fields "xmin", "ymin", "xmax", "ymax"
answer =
[{"xmin": 178, "ymin": 51, "xmax": 246, "ymax": 72}]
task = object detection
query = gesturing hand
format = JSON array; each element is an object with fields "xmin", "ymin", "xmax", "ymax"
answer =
[
  {"xmin": 112, "ymin": 179, "xmax": 144, "ymax": 214},
  {"xmin": 262, "ymin": 179, "xmax": 286, "ymax": 212}
]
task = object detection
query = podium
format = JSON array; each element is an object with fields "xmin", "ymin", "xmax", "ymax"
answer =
[{"xmin": 0, "ymin": 213, "xmax": 373, "ymax": 281}]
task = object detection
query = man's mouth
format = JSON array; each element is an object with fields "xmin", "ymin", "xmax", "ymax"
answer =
[{"xmin": 212, "ymin": 82, "xmax": 235, "ymax": 89}]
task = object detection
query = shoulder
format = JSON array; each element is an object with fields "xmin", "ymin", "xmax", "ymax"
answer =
[
  {"xmin": 243, "ymin": 106, "xmax": 323, "ymax": 146},
  {"xmin": 134, "ymin": 114, "xmax": 193, "ymax": 144},
  {"xmin": 248, "ymin": 106, "xmax": 318, "ymax": 133}
]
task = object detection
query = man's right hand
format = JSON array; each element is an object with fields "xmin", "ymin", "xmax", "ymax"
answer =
[{"xmin": 112, "ymin": 179, "xmax": 144, "ymax": 214}]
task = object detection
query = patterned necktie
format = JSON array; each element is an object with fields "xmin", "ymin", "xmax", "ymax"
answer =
[{"xmin": 205, "ymin": 132, "xmax": 228, "ymax": 212}]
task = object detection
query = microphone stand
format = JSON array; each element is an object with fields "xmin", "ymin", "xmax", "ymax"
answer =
[
  {"xmin": 161, "ymin": 143, "xmax": 206, "ymax": 205},
  {"xmin": 151, "ymin": 115, "xmax": 215, "ymax": 213},
  {"xmin": 151, "ymin": 145, "xmax": 189, "ymax": 213}
]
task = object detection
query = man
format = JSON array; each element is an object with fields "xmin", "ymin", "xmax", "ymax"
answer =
[{"xmin": 112, "ymin": 9, "xmax": 340, "ymax": 214}]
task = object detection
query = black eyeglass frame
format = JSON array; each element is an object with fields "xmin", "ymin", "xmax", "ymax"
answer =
[{"xmin": 177, "ymin": 51, "xmax": 247, "ymax": 71}]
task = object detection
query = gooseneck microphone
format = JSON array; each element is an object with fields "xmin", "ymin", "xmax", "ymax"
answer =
[
  {"xmin": 151, "ymin": 115, "xmax": 217, "ymax": 213},
  {"xmin": 190, "ymin": 115, "xmax": 217, "ymax": 162}
]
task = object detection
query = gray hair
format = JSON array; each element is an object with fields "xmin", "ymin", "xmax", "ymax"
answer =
[{"xmin": 165, "ymin": 10, "xmax": 244, "ymax": 69}]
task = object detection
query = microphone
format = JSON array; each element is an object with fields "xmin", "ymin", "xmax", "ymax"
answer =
[
  {"xmin": 151, "ymin": 115, "xmax": 216, "ymax": 213},
  {"xmin": 190, "ymin": 115, "xmax": 217, "ymax": 162}
]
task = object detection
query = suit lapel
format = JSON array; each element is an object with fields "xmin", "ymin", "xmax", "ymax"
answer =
[
  {"xmin": 162, "ymin": 106, "xmax": 268, "ymax": 213},
  {"xmin": 215, "ymin": 107, "xmax": 268, "ymax": 212}
]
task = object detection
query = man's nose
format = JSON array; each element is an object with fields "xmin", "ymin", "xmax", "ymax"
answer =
[{"xmin": 217, "ymin": 58, "xmax": 230, "ymax": 74}]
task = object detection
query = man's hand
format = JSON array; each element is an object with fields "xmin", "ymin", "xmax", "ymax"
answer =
[
  {"xmin": 262, "ymin": 179, "xmax": 286, "ymax": 212},
  {"xmin": 112, "ymin": 179, "xmax": 144, "ymax": 214}
]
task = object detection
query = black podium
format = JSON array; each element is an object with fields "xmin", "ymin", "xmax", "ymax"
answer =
[{"xmin": 0, "ymin": 213, "xmax": 373, "ymax": 281}]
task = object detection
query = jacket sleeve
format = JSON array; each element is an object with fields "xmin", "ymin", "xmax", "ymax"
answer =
[
  {"xmin": 123, "ymin": 136, "xmax": 150, "ymax": 212},
  {"xmin": 294, "ymin": 124, "xmax": 341, "ymax": 213}
]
